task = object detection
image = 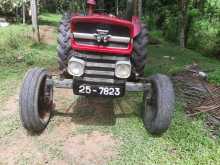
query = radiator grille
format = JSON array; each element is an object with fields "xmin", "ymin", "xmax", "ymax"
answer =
[{"xmin": 73, "ymin": 52, "xmax": 129, "ymax": 84}]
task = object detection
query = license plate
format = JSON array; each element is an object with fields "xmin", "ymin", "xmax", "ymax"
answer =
[{"xmin": 73, "ymin": 83, "xmax": 125, "ymax": 97}]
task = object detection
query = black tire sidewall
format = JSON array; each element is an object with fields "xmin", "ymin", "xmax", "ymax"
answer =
[
  {"xmin": 19, "ymin": 68, "xmax": 52, "ymax": 133},
  {"xmin": 143, "ymin": 74, "xmax": 175, "ymax": 135}
]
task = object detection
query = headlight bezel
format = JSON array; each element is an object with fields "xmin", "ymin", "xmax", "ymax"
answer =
[
  {"xmin": 115, "ymin": 61, "xmax": 131, "ymax": 79},
  {"xmin": 67, "ymin": 57, "xmax": 86, "ymax": 76}
]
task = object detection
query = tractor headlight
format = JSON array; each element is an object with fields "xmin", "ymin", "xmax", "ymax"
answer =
[
  {"xmin": 67, "ymin": 57, "xmax": 85, "ymax": 76},
  {"xmin": 115, "ymin": 61, "xmax": 131, "ymax": 79}
]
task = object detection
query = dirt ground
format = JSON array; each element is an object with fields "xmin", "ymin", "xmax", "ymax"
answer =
[
  {"xmin": 0, "ymin": 25, "xmax": 121, "ymax": 165},
  {"xmin": 39, "ymin": 25, "xmax": 56, "ymax": 44},
  {"xmin": 0, "ymin": 88, "xmax": 120, "ymax": 165}
]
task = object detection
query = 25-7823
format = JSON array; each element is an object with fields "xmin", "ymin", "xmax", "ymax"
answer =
[{"xmin": 78, "ymin": 85, "xmax": 121, "ymax": 96}]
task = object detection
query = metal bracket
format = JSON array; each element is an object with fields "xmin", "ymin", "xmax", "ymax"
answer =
[
  {"xmin": 47, "ymin": 79, "xmax": 73, "ymax": 89},
  {"xmin": 125, "ymin": 82, "xmax": 151, "ymax": 92}
]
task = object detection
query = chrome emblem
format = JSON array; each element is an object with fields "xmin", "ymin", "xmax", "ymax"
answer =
[{"xmin": 95, "ymin": 29, "xmax": 111, "ymax": 43}]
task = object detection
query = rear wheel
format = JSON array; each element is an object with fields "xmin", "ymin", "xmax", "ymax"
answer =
[
  {"xmin": 57, "ymin": 13, "xmax": 72, "ymax": 71},
  {"xmin": 19, "ymin": 68, "xmax": 53, "ymax": 133},
  {"xmin": 143, "ymin": 74, "xmax": 175, "ymax": 135},
  {"xmin": 130, "ymin": 23, "xmax": 148, "ymax": 80}
]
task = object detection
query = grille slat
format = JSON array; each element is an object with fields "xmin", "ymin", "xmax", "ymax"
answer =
[
  {"xmin": 86, "ymin": 62, "xmax": 115, "ymax": 68},
  {"xmin": 85, "ymin": 70, "xmax": 115, "ymax": 76},
  {"xmin": 83, "ymin": 77, "xmax": 114, "ymax": 84},
  {"xmin": 75, "ymin": 52, "xmax": 128, "ymax": 61},
  {"xmin": 73, "ymin": 32, "xmax": 131, "ymax": 44}
]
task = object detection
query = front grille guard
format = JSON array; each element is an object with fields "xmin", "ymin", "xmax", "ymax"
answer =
[{"xmin": 72, "ymin": 52, "xmax": 129, "ymax": 84}]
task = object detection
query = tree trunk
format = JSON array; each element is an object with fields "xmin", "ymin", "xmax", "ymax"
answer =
[
  {"xmin": 30, "ymin": 0, "xmax": 40, "ymax": 42},
  {"xmin": 116, "ymin": 0, "xmax": 119, "ymax": 15},
  {"xmin": 138, "ymin": 0, "xmax": 142, "ymax": 17},
  {"xmin": 133, "ymin": 0, "xmax": 138, "ymax": 16},
  {"xmin": 22, "ymin": 1, "xmax": 26, "ymax": 24},
  {"xmin": 179, "ymin": 0, "xmax": 188, "ymax": 48}
]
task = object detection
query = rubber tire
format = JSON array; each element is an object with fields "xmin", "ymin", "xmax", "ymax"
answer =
[
  {"xmin": 143, "ymin": 74, "xmax": 175, "ymax": 135},
  {"xmin": 19, "ymin": 68, "xmax": 52, "ymax": 133},
  {"xmin": 57, "ymin": 13, "xmax": 72, "ymax": 71},
  {"xmin": 131, "ymin": 23, "xmax": 148, "ymax": 79}
]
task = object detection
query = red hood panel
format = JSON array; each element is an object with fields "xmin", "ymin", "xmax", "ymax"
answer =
[{"xmin": 71, "ymin": 15, "xmax": 134, "ymax": 56}]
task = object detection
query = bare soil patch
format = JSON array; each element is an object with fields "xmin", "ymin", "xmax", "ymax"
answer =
[
  {"xmin": 0, "ymin": 94, "xmax": 18, "ymax": 118},
  {"xmin": 63, "ymin": 131, "xmax": 118, "ymax": 165},
  {"xmin": 39, "ymin": 25, "xmax": 56, "ymax": 44},
  {"xmin": 0, "ymin": 87, "xmax": 119, "ymax": 164}
]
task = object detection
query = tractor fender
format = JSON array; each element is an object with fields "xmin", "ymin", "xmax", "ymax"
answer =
[
  {"xmin": 87, "ymin": 0, "xmax": 96, "ymax": 5},
  {"xmin": 132, "ymin": 16, "xmax": 141, "ymax": 38}
]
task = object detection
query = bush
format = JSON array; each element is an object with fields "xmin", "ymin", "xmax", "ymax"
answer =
[
  {"xmin": 187, "ymin": 18, "xmax": 220, "ymax": 56},
  {"xmin": 0, "ymin": 25, "xmax": 34, "ymax": 65},
  {"xmin": 0, "ymin": 0, "xmax": 27, "ymax": 16},
  {"xmin": 163, "ymin": 15, "xmax": 179, "ymax": 43},
  {"xmin": 212, "ymin": 31, "xmax": 220, "ymax": 58}
]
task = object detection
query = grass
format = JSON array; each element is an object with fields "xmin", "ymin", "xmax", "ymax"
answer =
[
  {"xmin": 110, "ymin": 101, "xmax": 220, "ymax": 165},
  {"xmin": 146, "ymin": 41, "xmax": 220, "ymax": 84},
  {"xmin": 0, "ymin": 13, "xmax": 220, "ymax": 164},
  {"xmin": 39, "ymin": 12, "xmax": 62, "ymax": 27},
  {"xmin": 0, "ymin": 15, "xmax": 59, "ymax": 103}
]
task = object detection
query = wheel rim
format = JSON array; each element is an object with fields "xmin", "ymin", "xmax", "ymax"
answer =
[{"xmin": 38, "ymin": 76, "xmax": 53, "ymax": 123}]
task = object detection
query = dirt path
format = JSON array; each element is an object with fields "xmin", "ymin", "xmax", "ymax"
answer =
[
  {"xmin": 0, "ymin": 25, "xmax": 121, "ymax": 164},
  {"xmin": 39, "ymin": 25, "xmax": 56, "ymax": 44},
  {"xmin": 0, "ymin": 89, "xmax": 120, "ymax": 165}
]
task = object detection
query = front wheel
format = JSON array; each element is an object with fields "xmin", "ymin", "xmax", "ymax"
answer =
[
  {"xmin": 143, "ymin": 74, "xmax": 175, "ymax": 135},
  {"xmin": 19, "ymin": 68, "xmax": 53, "ymax": 133}
]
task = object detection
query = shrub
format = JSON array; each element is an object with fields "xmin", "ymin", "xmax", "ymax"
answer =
[
  {"xmin": 0, "ymin": 0, "xmax": 29, "ymax": 16},
  {"xmin": 0, "ymin": 25, "xmax": 33, "ymax": 65}
]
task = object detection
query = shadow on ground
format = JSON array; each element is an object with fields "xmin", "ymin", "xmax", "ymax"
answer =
[{"xmin": 53, "ymin": 95, "xmax": 140, "ymax": 126}]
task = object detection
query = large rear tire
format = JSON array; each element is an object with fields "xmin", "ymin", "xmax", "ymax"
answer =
[
  {"xmin": 143, "ymin": 74, "xmax": 175, "ymax": 135},
  {"xmin": 131, "ymin": 23, "xmax": 148, "ymax": 80},
  {"xmin": 57, "ymin": 13, "xmax": 72, "ymax": 71},
  {"xmin": 19, "ymin": 68, "xmax": 53, "ymax": 133}
]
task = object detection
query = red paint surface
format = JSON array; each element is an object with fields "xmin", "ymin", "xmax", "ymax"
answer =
[
  {"xmin": 132, "ymin": 16, "xmax": 141, "ymax": 37},
  {"xmin": 71, "ymin": 14, "xmax": 141, "ymax": 56},
  {"xmin": 87, "ymin": 0, "xmax": 96, "ymax": 5}
]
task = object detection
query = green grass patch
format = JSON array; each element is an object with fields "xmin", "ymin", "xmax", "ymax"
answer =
[
  {"xmin": 109, "ymin": 103, "xmax": 220, "ymax": 165},
  {"xmin": 146, "ymin": 42, "xmax": 220, "ymax": 85},
  {"xmin": 39, "ymin": 13, "xmax": 62, "ymax": 27},
  {"xmin": 0, "ymin": 17, "xmax": 59, "ymax": 103}
]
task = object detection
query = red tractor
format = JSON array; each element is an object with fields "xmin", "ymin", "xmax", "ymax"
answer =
[{"xmin": 19, "ymin": 0, "xmax": 175, "ymax": 135}]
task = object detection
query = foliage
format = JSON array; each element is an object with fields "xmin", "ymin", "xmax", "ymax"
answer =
[
  {"xmin": 0, "ymin": 24, "xmax": 57, "ymax": 67},
  {"xmin": 143, "ymin": 0, "xmax": 220, "ymax": 56},
  {"xmin": 41, "ymin": 0, "xmax": 87, "ymax": 13},
  {"xmin": 39, "ymin": 12, "xmax": 61, "ymax": 26},
  {"xmin": 0, "ymin": 0, "xmax": 29, "ymax": 16}
]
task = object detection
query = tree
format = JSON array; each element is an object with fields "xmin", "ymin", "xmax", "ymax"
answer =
[
  {"xmin": 138, "ymin": 0, "xmax": 142, "ymax": 17},
  {"xmin": 22, "ymin": 0, "xmax": 26, "ymax": 24},
  {"xmin": 30, "ymin": 0, "xmax": 40, "ymax": 42},
  {"xmin": 179, "ymin": 0, "xmax": 189, "ymax": 48},
  {"xmin": 133, "ymin": 0, "xmax": 142, "ymax": 16}
]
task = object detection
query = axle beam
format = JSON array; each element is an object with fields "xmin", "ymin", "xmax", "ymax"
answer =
[{"xmin": 47, "ymin": 78, "xmax": 151, "ymax": 92}]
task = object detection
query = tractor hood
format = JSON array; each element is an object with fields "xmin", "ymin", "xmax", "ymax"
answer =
[{"xmin": 71, "ymin": 15, "xmax": 140, "ymax": 55}]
